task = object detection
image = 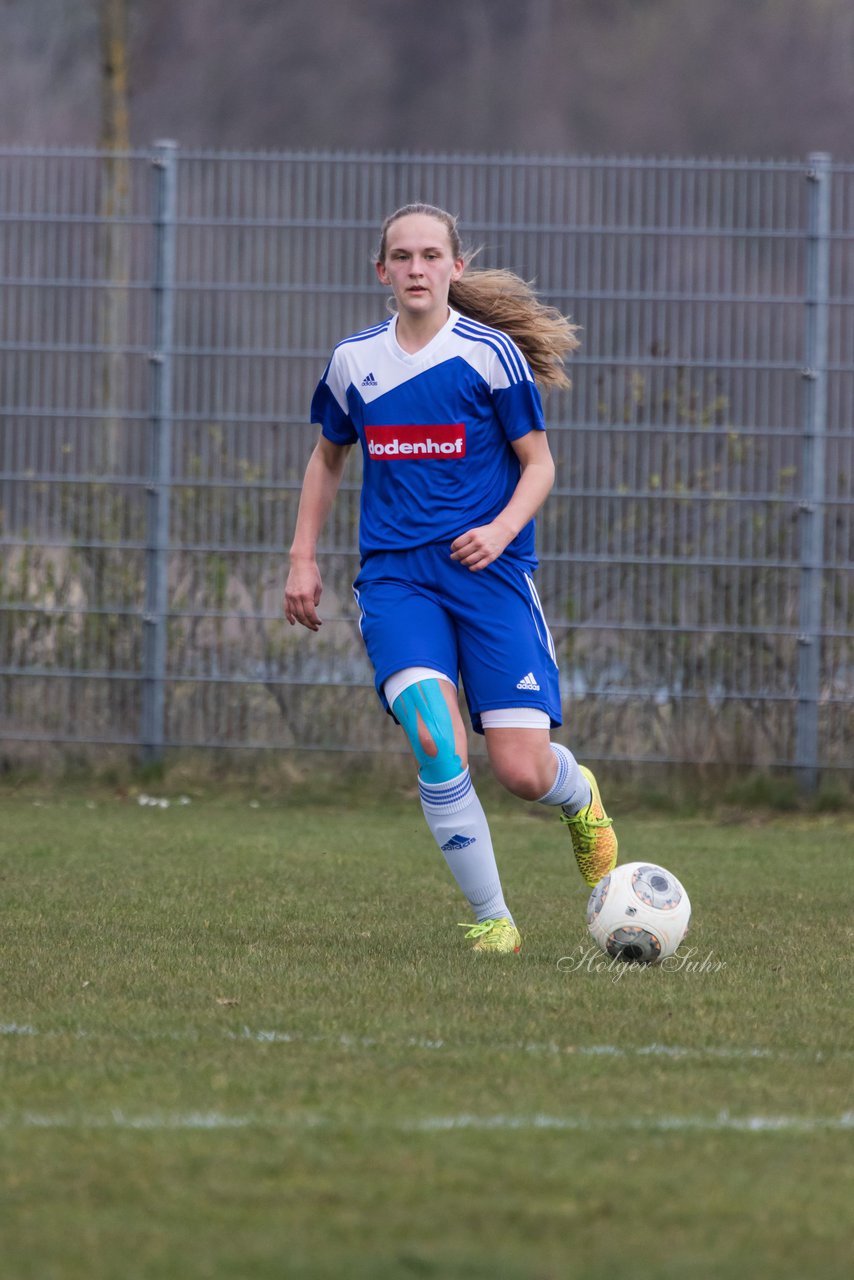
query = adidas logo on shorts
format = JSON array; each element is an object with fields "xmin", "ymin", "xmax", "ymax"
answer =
[
  {"xmin": 516, "ymin": 671, "xmax": 541, "ymax": 691},
  {"xmin": 361, "ymin": 372, "xmax": 378, "ymax": 387}
]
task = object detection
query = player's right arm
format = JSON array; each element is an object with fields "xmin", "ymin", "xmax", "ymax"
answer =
[{"xmin": 284, "ymin": 436, "xmax": 351, "ymax": 631}]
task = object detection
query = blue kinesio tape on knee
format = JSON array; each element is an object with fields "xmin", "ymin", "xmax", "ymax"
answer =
[{"xmin": 392, "ymin": 680, "xmax": 462, "ymax": 784}]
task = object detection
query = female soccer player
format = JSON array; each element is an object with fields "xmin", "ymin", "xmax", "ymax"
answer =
[{"xmin": 285, "ymin": 203, "xmax": 617, "ymax": 953}]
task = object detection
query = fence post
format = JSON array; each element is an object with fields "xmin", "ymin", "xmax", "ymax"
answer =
[
  {"xmin": 141, "ymin": 139, "xmax": 177, "ymax": 766},
  {"xmin": 796, "ymin": 152, "xmax": 831, "ymax": 793}
]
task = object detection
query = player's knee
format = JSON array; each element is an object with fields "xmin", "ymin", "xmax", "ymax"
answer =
[
  {"xmin": 488, "ymin": 741, "xmax": 555, "ymax": 801},
  {"xmin": 391, "ymin": 679, "xmax": 463, "ymax": 784},
  {"xmin": 493, "ymin": 758, "xmax": 545, "ymax": 801}
]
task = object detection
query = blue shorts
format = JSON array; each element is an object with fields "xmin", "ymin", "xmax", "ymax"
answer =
[{"xmin": 353, "ymin": 544, "xmax": 562, "ymax": 734}]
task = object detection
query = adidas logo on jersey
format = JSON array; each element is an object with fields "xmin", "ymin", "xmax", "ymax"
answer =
[
  {"xmin": 361, "ymin": 372, "xmax": 378, "ymax": 387},
  {"xmin": 516, "ymin": 672, "xmax": 541, "ymax": 691},
  {"xmin": 441, "ymin": 833, "xmax": 477, "ymax": 852}
]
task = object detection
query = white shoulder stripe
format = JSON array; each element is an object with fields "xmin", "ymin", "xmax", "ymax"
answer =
[
  {"xmin": 454, "ymin": 321, "xmax": 519, "ymax": 386},
  {"xmin": 453, "ymin": 315, "xmax": 528, "ymax": 381},
  {"xmin": 453, "ymin": 317, "xmax": 528, "ymax": 385}
]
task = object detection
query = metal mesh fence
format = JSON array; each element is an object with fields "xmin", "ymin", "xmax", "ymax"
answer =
[{"xmin": 1, "ymin": 146, "xmax": 852, "ymax": 777}]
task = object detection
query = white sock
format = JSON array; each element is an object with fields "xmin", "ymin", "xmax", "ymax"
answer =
[
  {"xmin": 418, "ymin": 768, "xmax": 512, "ymax": 923},
  {"xmin": 536, "ymin": 743, "xmax": 591, "ymax": 813}
]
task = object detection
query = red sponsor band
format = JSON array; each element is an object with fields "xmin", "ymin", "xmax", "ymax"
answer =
[{"xmin": 366, "ymin": 423, "xmax": 466, "ymax": 460}]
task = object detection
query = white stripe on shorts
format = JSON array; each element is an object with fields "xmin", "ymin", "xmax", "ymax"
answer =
[
  {"xmin": 352, "ymin": 586, "xmax": 365, "ymax": 638},
  {"xmin": 523, "ymin": 572, "xmax": 557, "ymax": 663}
]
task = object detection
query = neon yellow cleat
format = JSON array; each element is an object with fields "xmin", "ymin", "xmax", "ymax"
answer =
[
  {"xmin": 458, "ymin": 918, "xmax": 522, "ymax": 953},
  {"xmin": 560, "ymin": 765, "xmax": 618, "ymax": 887}
]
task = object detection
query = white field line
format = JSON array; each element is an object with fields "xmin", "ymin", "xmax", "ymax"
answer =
[
  {"xmin": 405, "ymin": 1112, "xmax": 854, "ymax": 1134},
  {"xmin": 0, "ymin": 1109, "xmax": 852, "ymax": 1135},
  {"xmin": 1, "ymin": 1022, "xmax": 852, "ymax": 1063},
  {"xmin": 14, "ymin": 1110, "xmax": 255, "ymax": 1130}
]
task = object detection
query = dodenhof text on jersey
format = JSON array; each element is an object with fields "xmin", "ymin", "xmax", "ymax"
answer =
[{"xmin": 365, "ymin": 423, "xmax": 467, "ymax": 460}]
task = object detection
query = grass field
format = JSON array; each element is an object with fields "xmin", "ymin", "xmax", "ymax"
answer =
[{"xmin": 1, "ymin": 776, "xmax": 853, "ymax": 1279}]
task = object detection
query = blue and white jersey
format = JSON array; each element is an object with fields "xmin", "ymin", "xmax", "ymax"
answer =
[{"xmin": 310, "ymin": 308, "xmax": 546, "ymax": 561}]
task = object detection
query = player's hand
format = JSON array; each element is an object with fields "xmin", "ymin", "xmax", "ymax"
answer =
[
  {"xmin": 450, "ymin": 520, "xmax": 514, "ymax": 572},
  {"xmin": 284, "ymin": 559, "xmax": 324, "ymax": 630}
]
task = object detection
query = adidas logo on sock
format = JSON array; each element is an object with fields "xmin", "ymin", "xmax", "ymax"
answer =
[
  {"xmin": 441, "ymin": 833, "xmax": 476, "ymax": 851},
  {"xmin": 361, "ymin": 372, "xmax": 378, "ymax": 387},
  {"xmin": 516, "ymin": 672, "xmax": 541, "ymax": 691}
]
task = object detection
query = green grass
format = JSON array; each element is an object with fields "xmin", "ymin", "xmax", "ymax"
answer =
[{"xmin": 1, "ymin": 784, "xmax": 853, "ymax": 1279}]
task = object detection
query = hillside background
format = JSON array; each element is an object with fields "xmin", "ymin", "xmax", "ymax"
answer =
[{"xmin": 3, "ymin": 0, "xmax": 853, "ymax": 157}]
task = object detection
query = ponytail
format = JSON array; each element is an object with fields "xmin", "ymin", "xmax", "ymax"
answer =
[{"xmin": 449, "ymin": 268, "xmax": 579, "ymax": 390}]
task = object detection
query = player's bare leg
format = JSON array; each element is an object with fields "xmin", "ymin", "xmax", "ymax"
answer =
[
  {"xmin": 486, "ymin": 727, "xmax": 617, "ymax": 887},
  {"xmin": 484, "ymin": 726, "xmax": 560, "ymax": 801}
]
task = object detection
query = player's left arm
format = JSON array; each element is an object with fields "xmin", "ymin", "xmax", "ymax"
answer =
[{"xmin": 450, "ymin": 429, "xmax": 556, "ymax": 572}]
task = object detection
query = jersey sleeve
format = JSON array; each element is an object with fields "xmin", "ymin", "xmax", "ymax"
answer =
[
  {"xmin": 310, "ymin": 352, "xmax": 358, "ymax": 445},
  {"xmin": 490, "ymin": 341, "xmax": 547, "ymax": 443}
]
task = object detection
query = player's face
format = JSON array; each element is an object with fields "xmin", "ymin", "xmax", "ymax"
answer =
[{"xmin": 376, "ymin": 214, "xmax": 465, "ymax": 321}]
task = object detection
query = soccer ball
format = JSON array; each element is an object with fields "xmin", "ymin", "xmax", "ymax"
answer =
[{"xmin": 586, "ymin": 861, "xmax": 691, "ymax": 963}]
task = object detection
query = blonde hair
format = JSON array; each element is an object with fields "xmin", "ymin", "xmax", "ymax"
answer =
[{"xmin": 376, "ymin": 203, "xmax": 580, "ymax": 389}]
